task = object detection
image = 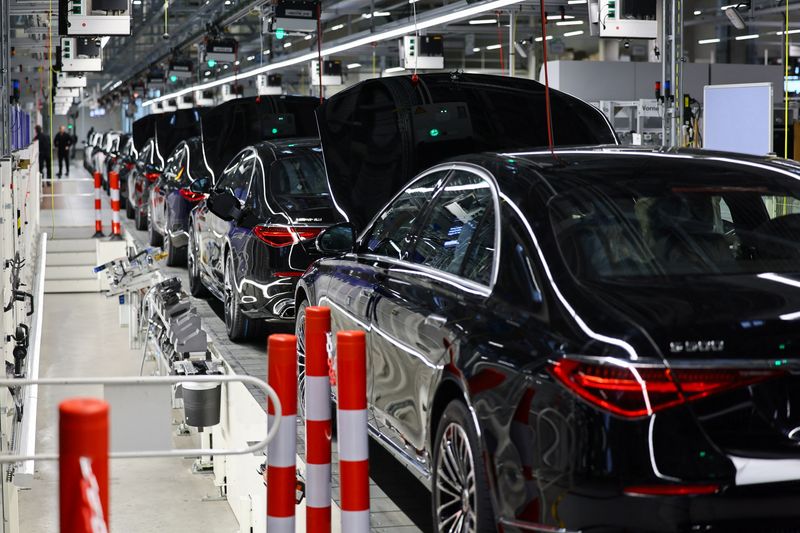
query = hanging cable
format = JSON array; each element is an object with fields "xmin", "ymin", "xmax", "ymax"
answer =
[
  {"xmin": 785, "ymin": 0, "xmax": 790, "ymax": 159},
  {"xmin": 496, "ymin": 12, "xmax": 505, "ymax": 75},
  {"xmin": 317, "ymin": 3, "xmax": 324, "ymax": 103},
  {"xmin": 539, "ymin": 0, "xmax": 555, "ymax": 156},
  {"xmin": 412, "ymin": 0, "xmax": 419, "ymax": 78},
  {"xmin": 48, "ymin": 0, "xmax": 56, "ymax": 237}
]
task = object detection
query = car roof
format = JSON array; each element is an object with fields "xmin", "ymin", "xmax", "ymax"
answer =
[{"xmin": 252, "ymin": 137, "xmax": 321, "ymax": 161}]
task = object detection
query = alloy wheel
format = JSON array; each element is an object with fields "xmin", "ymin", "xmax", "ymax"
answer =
[
  {"xmin": 295, "ymin": 303, "xmax": 307, "ymax": 420},
  {"xmin": 435, "ymin": 423, "xmax": 478, "ymax": 533}
]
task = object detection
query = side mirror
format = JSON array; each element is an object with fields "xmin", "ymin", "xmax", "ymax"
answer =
[
  {"xmin": 207, "ymin": 190, "xmax": 241, "ymax": 222},
  {"xmin": 316, "ymin": 223, "xmax": 357, "ymax": 255},
  {"xmin": 190, "ymin": 177, "xmax": 212, "ymax": 194}
]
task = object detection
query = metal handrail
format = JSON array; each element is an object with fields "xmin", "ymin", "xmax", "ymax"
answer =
[{"xmin": 0, "ymin": 374, "xmax": 280, "ymax": 463}]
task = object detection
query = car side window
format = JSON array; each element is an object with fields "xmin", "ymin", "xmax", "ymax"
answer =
[
  {"xmin": 217, "ymin": 153, "xmax": 254, "ymax": 201},
  {"xmin": 409, "ymin": 170, "xmax": 496, "ymax": 284},
  {"xmin": 247, "ymin": 160, "xmax": 267, "ymax": 213},
  {"xmin": 360, "ymin": 171, "xmax": 449, "ymax": 259}
]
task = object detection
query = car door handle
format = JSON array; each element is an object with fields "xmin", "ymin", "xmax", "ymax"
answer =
[{"xmin": 424, "ymin": 314, "xmax": 448, "ymax": 327}]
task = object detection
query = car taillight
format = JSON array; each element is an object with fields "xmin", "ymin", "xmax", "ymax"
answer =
[
  {"xmin": 274, "ymin": 271, "xmax": 303, "ymax": 277},
  {"xmin": 549, "ymin": 358, "xmax": 783, "ymax": 418},
  {"xmin": 179, "ymin": 188, "xmax": 205, "ymax": 202},
  {"xmin": 252, "ymin": 226, "xmax": 323, "ymax": 247},
  {"xmin": 145, "ymin": 172, "xmax": 160, "ymax": 182},
  {"xmin": 624, "ymin": 484, "xmax": 720, "ymax": 496}
]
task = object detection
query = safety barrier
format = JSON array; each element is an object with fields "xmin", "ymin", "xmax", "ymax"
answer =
[
  {"xmin": 93, "ymin": 172, "xmax": 104, "ymax": 238},
  {"xmin": 108, "ymin": 171, "xmax": 122, "ymax": 241},
  {"xmin": 266, "ymin": 308, "xmax": 370, "ymax": 533}
]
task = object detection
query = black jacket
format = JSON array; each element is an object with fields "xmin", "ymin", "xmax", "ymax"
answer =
[
  {"xmin": 54, "ymin": 132, "xmax": 72, "ymax": 153},
  {"xmin": 35, "ymin": 132, "xmax": 50, "ymax": 158}
]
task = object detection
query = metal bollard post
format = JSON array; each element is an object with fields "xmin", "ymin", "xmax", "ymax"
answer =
[
  {"xmin": 59, "ymin": 398, "xmax": 109, "ymax": 533},
  {"xmin": 108, "ymin": 171, "xmax": 122, "ymax": 241},
  {"xmin": 267, "ymin": 334, "xmax": 297, "ymax": 533},
  {"xmin": 336, "ymin": 330, "xmax": 370, "ymax": 532},
  {"xmin": 305, "ymin": 307, "xmax": 332, "ymax": 533},
  {"xmin": 93, "ymin": 172, "xmax": 104, "ymax": 238}
]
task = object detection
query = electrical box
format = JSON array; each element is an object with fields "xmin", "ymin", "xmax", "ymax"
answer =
[
  {"xmin": 592, "ymin": 0, "xmax": 657, "ymax": 39},
  {"xmin": 194, "ymin": 90, "xmax": 215, "ymax": 107},
  {"xmin": 59, "ymin": 38, "xmax": 103, "ymax": 72},
  {"xmin": 56, "ymin": 73, "xmax": 87, "ymax": 88},
  {"xmin": 58, "ymin": 0, "xmax": 132, "ymax": 36},
  {"xmin": 205, "ymin": 38, "xmax": 238, "ymax": 64},
  {"xmin": 220, "ymin": 84, "xmax": 243, "ymax": 103},
  {"xmin": 310, "ymin": 60, "xmax": 343, "ymax": 86},
  {"xmin": 400, "ymin": 35, "xmax": 445, "ymax": 70},
  {"xmin": 176, "ymin": 95, "xmax": 194, "ymax": 110},
  {"xmin": 257, "ymin": 74, "xmax": 283, "ymax": 95},
  {"xmin": 162, "ymin": 99, "xmax": 177, "ymax": 113},
  {"xmin": 55, "ymin": 87, "xmax": 81, "ymax": 98},
  {"xmin": 168, "ymin": 60, "xmax": 193, "ymax": 80},
  {"xmin": 267, "ymin": 0, "xmax": 320, "ymax": 34}
]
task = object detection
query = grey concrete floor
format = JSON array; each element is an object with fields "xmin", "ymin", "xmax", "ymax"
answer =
[{"xmin": 18, "ymin": 292, "xmax": 239, "ymax": 532}]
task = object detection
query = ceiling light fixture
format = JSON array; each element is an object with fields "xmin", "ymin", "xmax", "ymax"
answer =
[
  {"xmin": 563, "ymin": 30, "xmax": 584, "ymax": 37},
  {"xmin": 469, "ymin": 18, "xmax": 497, "ymax": 24},
  {"xmin": 373, "ymin": 11, "xmax": 391, "ymax": 16},
  {"xmin": 693, "ymin": 10, "xmax": 701, "ymax": 15},
  {"xmin": 486, "ymin": 43, "xmax": 502, "ymax": 49},
  {"xmin": 534, "ymin": 36, "xmax": 554, "ymax": 42},
  {"xmin": 556, "ymin": 20, "xmax": 583, "ymax": 26},
  {"xmin": 347, "ymin": 63, "xmax": 362, "ymax": 69},
  {"xmin": 304, "ymin": 35, "xmax": 312, "ymax": 40},
  {"xmin": 284, "ymin": 42, "xmax": 292, "ymax": 48},
  {"xmin": 735, "ymin": 33, "xmax": 758, "ymax": 40},
  {"xmin": 777, "ymin": 29, "xmax": 800, "ymax": 35},
  {"xmin": 143, "ymin": 0, "xmax": 528, "ymax": 107},
  {"xmin": 473, "ymin": 47, "xmax": 481, "ymax": 52},
  {"xmin": 698, "ymin": 38, "xmax": 721, "ymax": 44},
  {"xmin": 385, "ymin": 66, "xmax": 405, "ymax": 73},
  {"xmin": 247, "ymin": 55, "xmax": 255, "ymax": 61},
  {"xmin": 567, "ymin": 0, "xmax": 587, "ymax": 4},
  {"xmin": 330, "ymin": 24, "xmax": 344, "ymax": 31}
]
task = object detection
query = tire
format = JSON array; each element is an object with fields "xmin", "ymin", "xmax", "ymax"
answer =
[
  {"xmin": 295, "ymin": 300, "xmax": 308, "ymax": 421},
  {"xmin": 125, "ymin": 198, "xmax": 135, "ymax": 219},
  {"xmin": 187, "ymin": 228, "xmax": 209, "ymax": 297},
  {"xmin": 120, "ymin": 195, "xmax": 127, "ymax": 210},
  {"xmin": 432, "ymin": 401, "xmax": 495, "ymax": 533},
  {"xmin": 165, "ymin": 234, "xmax": 187, "ymax": 267},
  {"xmin": 148, "ymin": 207, "xmax": 163, "ymax": 247},
  {"xmin": 224, "ymin": 254, "xmax": 250, "ymax": 341},
  {"xmin": 134, "ymin": 201, "xmax": 147, "ymax": 231}
]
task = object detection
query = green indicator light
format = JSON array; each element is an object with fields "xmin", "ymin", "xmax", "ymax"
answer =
[
  {"xmin": 207, "ymin": 59, "xmax": 217, "ymax": 68},
  {"xmin": 429, "ymin": 128, "xmax": 440, "ymax": 137},
  {"xmin": 779, "ymin": 343, "xmax": 786, "ymax": 350},
  {"xmin": 507, "ymin": 159, "xmax": 515, "ymax": 164},
  {"xmin": 169, "ymin": 75, "xmax": 178, "ymax": 83},
  {"xmin": 275, "ymin": 28, "xmax": 286, "ymax": 40},
  {"xmin": 271, "ymin": 128, "xmax": 279, "ymax": 134},
  {"xmin": 776, "ymin": 360, "xmax": 785, "ymax": 367},
  {"xmin": 699, "ymin": 451, "xmax": 706, "ymax": 458}
]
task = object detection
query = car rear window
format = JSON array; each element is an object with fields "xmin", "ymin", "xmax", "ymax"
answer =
[{"xmin": 268, "ymin": 155, "xmax": 329, "ymax": 204}]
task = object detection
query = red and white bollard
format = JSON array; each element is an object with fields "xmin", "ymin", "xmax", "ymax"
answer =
[
  {"xmin": 59, "ymin": 398, "xmax": 109, "ymax": 533},
  {"xmin": 267, "ymin": 334, "xmax": 297, "ymax": 533},
  {"xmin": 108, "ymin": 171, "xmax": 122, "ymax": 241},
  {"xmin": 93, "ymin": 172, "xmax": 104, "ymax": 238},
  {"xmin": 336, "ymin": 331, "xmax": 370, "ymax": 532},
  {"xmin": 305, "ymin": 307, "xmax": 332, "ymax": 532}
]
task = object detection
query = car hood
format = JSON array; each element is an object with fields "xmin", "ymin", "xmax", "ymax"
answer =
[
  {"xmin": 569, "ymin": 273, "xmax": 800, "ymax": 360},
  {"xmin": 316, "ymin": 72, "xmax": 618, "ymax": 230}
]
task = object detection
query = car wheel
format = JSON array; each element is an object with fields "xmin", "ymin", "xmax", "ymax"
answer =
[
  {"xmin": 147, "ymin": 207, "xmax": 163, "ymax": 247},
  {"xmin": 187, "ymin": 229, "xmax": 208, "ymax": 298},
  {"xmin": 165, "ymin": 234, "xmax": 188, "ymax": 267},
  {"xmin": 432, "ymin": 401, "xmax": 494, "ymax": 533},
  {"xmin": 295, "ymin": 300, "xmax": 308, "ymax": 420},
  {"xmin": 125, "ymin": 198, "xmax": 135, "ymax": 219},
  {"xmin": 119, "ymin": 195, "xmax": 127, "ymax": 210},
  {"xmin": 224, "ymin": 255, "xmax": 249, "ymax": 341},
  {"xmin": 134, "ymin": 200, "xmax": 147, "ymax": 231}
]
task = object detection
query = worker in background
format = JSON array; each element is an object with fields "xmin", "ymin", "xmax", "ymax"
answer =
[
  {"xmin": 34, "ymin": 125, "xmax": 51, "ymax": 183},
  {"xmin": 54, "ymin": 125, "xmax": 73, "ymax": 178}
]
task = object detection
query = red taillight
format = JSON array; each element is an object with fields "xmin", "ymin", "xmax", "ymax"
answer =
[
  {"xmin": 549, "ymin": 358, "xmax": 782, "ymax": 418},
  {"xmin": 179, "ymin": 188, "xmax": 205, "ymax": 202},
  {"xmin": 125, "ymin": 162, "xmax": 135, "ymax": 170},
  {"xmin": 252, "ymin": 226, "xmax": 323, "ymax": 247},
  {"xmin": 145, "ymin": 172, "xmax": 160, "ymax": 182},
  {"xmin": 274, "ymin": 271, "xmax": 303, "ymax": 277},
  {"xmin": 624, "ymin": 484, "xmax": 720, "ymax": 496}
]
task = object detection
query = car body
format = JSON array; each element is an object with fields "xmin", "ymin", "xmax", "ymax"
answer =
[
  {"xmin": 189, "ymin": 138, "xmax": 342, "ymax": 339},
  {"xmin": 84, "ymin": 131, "xmax": 102, "ymax": 173},
  {"xmin": 128, "ymin": 137, "xmax": 164, "ymax": 231},
  {"xmin": 147, "ymin": 137, "xmax": 213, "ymax": 265},
  {"xmin": 108, "ymin": 135, "xmax": 137, "ymax": 213},
  {"xmin": 93, "ymin": 131, "xmax": 121, "ymax": 187},
  {"xmin": 296, "ymin": 146, "xmax": 800, "ymax": 532}
]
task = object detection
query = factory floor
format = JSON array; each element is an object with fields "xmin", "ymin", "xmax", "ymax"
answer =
[{"xmin": 18, "ymin": 162, "xmax": 239, "ymax": 532}]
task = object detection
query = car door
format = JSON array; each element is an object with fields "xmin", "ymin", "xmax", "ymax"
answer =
[
  {"xmin": 370, "ymin": 167, "xmax": 499, "ymax": 457},
  {"xmin": 153, "ymin": 148, "xmax": 184, "ymax": 234},
  {"xmin": 209, "ymin": 151, "xmax": 256, "ymax": 285}
]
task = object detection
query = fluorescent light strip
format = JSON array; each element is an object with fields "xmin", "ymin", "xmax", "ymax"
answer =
[
  {"xmin": 563, "ymin": 30, "xmax": 584, "ymax": 37},
  {"xmin": 735, "ymin": 33, "xmax": 758, "ymax": 40},
  {"xmin": 698, "ymin": 38, "xmax": 721, "ymax": 44},
  {"xmin": 385, "ymin": 66, "xmax": 405, "ymax": 73},
  {"xmin": 373, "ymin": 11, "xmax": 391, "ymax": 16},
  {"xmin": 693, "ymin": 9, "xmax": 701, "ymax": 15},
  {"xmin": 472, "ymin": 47, "xmax": 481, "ymax": 52},
  {"xmin": 776, "ymin": 29, "xmax": 800, "ymax": 35},
  {"xmin": 469, "ymin": 18, "xmax": 497, "ymax": 24},
  {"xmin": 555, "ymin": 20, "xmax": 583, "ymax": 26},
  {"xmin": 534, "ymin": 35, "xmax": 554, "ymax": 42},
  {"xmin": 330, "ymin": 24, "xmax": 344, "ymax": 31},
  {"xmin": 143, "ymin": 0, "xmax": 527, "ymax": 107},
  {"xmin": 567, "ymin": 0, "xmax": 587, "ymax": 4},
  {"xmin": 485, "ymin": 43, "xmax": 502, "ymax": 49},
  {"xmin": 347, "ymin": 63, "xmax": 362, "ymax": 69}
]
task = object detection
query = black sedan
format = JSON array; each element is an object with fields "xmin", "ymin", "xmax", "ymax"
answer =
[
  {"xmin": 147, "ymin": 137, "xmax": 213, "ymax": 266},
  {"xmin": 188, "ymin": 138, "xmax": 343, "ymax": 340},
  {"xmin": 296, "ymin": 147, "xmax": 800, "ymax": 532},
  {"xmin": 105, "ymin": 134, "xmax": 134, "ymax": 208},
  {"xmin": 127, "ymin": 137, "xmax": 164, "ymax": 231}
]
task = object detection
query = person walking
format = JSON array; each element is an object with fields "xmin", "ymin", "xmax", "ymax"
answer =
[
  {"xmin": 54, "ymin": 125, "xmax": 73, "ymax": 178},
  {"xmin": 33, "ymin": 125, "xmax": 51, "ymax": 182}
]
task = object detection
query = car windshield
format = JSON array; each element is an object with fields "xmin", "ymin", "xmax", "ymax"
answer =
[
  {"xmin": 268, "ymin": 154, "xmax": 329, "ymax": 211},
  {"xmin": 549, "ymin": 162, "xmax": 800, "ymax": 279}
]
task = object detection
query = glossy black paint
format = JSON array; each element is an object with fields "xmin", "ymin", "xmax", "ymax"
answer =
[
  {"xmin": 296, "ymin": 147, "xmax": 800, "ymax": 532},
  {"xmin": 128, "ymin": 137, "xmax": 164, "ymax": 222},
  {"xmin": 149, "ymin": 137, "xmax": 213, "ymax": 251},
  {"xmin": 109, "ymin": 136, "xmax": 137, "ymax": 207},
  {"xmin": 189, "ymin": 138, "xmax": 343, "ymax": 322}
]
